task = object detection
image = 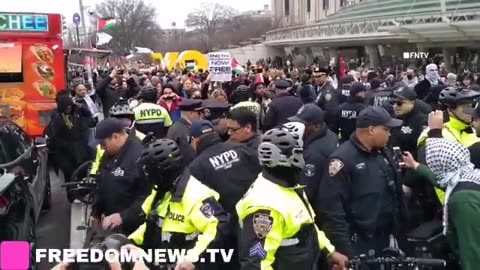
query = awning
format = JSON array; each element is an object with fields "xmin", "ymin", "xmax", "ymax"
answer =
[
  {"xmin": 380, "ymin": 21, "xmax": 480, "ymax": 43},
  {"xmin": 64, "ymin": 48, "xmax": 112, "ymax": 58}
]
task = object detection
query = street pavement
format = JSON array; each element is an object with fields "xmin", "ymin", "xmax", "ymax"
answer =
[{"xmin": 35, "ymin": 170, "xmax": 71, "ymax": 270}]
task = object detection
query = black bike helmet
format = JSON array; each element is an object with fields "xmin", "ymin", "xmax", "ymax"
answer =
[
  {"xmin": 438, "ymin": 87, "xmax": 480, "ymax": 106},
  {"xmin": 109, "ymin": 98, "xmax": 134, "ymax": 119},
  {"xmin": 137, "ymin": 85, "xmax": 158, "ymax": 102},
  {"xmin": 230, "ymin": 85, "xmax": 251, "ymax": 104},
  {"xmin": 138, "ymin": 138, "xmax": 183, "ymax": 171}
]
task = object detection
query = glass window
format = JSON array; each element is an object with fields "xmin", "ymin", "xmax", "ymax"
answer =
[
  {"xmin": 307, "ymin": 0, "xmax": 311, "ymax": 13},
  {"xmin": 284, "ymin": 0, "xmax": 290, "ymax": 15},
  {"xmin": 323, "ymin": 0, "xmax": 329, "ymax": 10}
]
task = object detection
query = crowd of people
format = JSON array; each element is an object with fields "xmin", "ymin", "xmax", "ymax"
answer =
[{"xmin": 46, "ymin": 60, "xmax": 480, "ymax": 270}]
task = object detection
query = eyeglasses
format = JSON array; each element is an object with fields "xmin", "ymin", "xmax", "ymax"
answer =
[
  {"xmin": 227, "ymin": 126, "xmax": 243, "ymax": 133},
  {"xmin": 392, "ymin": 101, "xmax": 404, "ymax": 106}
]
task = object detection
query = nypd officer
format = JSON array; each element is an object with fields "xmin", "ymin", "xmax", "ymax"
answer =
[
  {"xmin": 133, "ymin": 85, "xmax": 173, "ymax": 138},
  {"xmin": 389, "ymin": 87, "xmax": 428, "ymax": 157},
  {"xmin": 166, "ymin": 99, "xmax": 204, "ymax": 165},
  {"xmin": 89, "ymin": 98, "xmax": 146, "ymax": 178},
  {"xmin": 188, "ymin": 120, "xmax": 261, "ymax": 269},
  {"xmin": 189, "ymin": 120, "xmax": 261, "ymax": 214},
  {"xmin": 202, "ymin": 99, "xmax": 231, "ymax": 141},
  {"xmin": 90, "ymin": 118, "xmax": 150, "ymax": 235},
  {"xmin": 315, "ymin": 106, "xmax": 408, "ymax": 258},
  {"xmin": 287, "ymin": 104, "xmax": 338, "ymax": 204},
  {"xmin": 334, "ymin": 82, "xmax": 368, "ymax": 144},
  {"xmin": 262, "ymin": 79, "xmax": 303, "ymax": 131},
  {"xmin": 130, "ymin": 139, "xmax": 230, "ymax": 270},
  {"xmin": 236, "ymin": 126, "xmax": 348, "ymax": 270}
]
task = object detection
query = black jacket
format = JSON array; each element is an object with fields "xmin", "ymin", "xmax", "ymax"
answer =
[
  {"xmin": 390, "ymin": 105, "xmax": 428, "ymax": 157},
  {"xmin": 263, "ymin": 93, "xmax": 303, "ymax": 131},
  {"xmin": 46, "ymin": 96, "xmax": 92, "ymax": 176},
  {"xmin": 166, "ymin": 117, "xmax": 196, "ymax": 165},
  {"xmin": 314, "ymin": 134, "xmax": 406, "ymax": 257},
  {"xmin": 314, "ymin": 82, "xmax": 339, "ymax": 131},
  {"xmin": 299, "ymin": 125, "xmax": 338, "ymax": 203},
  {"xmin": 92, "ymin": 135, "xmax": 150, "ymax": 234},
  {"xmin": 243, "ymin": 133, "xmax": 261, "ymax": 151},
  {"xmin": 95, "ymin": 76, "xmax": 139, "ymax": 116},
  {"xmin": 335, "ymin": 98, "xmax": 368, "ymax": 143},
  {"xmin": 189, "ymin": 133, "xmax": 261, "ymax": 213}
]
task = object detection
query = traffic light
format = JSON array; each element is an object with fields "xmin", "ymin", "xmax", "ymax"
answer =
[{"xmin": 62, "ymin": 15, "xmax": 68, "ymax": 37}]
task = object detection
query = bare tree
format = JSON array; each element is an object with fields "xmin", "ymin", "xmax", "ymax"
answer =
[
  {"xmin": 95, "ymin": 0, "xmax": 162, "ymax": 54},
  {"xmin": 185, "ymin": 3, "xmax": 236, "ymax": 51},
  {"xmin": 218, "ymin": 16, "xmax": 274, "ymax": 47},
  {"xmin": 64, "ymin": 25, "xmax": 80, "ymax": 48}
]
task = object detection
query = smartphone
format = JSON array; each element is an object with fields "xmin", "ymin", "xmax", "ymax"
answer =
[{"xmin": 392, "ymin": 147, "xmax": 405, "ymax": 167}]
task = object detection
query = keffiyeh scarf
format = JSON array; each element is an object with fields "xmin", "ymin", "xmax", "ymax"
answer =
[
  {"xmin": 426, "ymin": 63, "xmax": 440, "ymax": 86},
  {"xmin": 426, "ymin": 138, "xmax": 480, "ymax": 234}
]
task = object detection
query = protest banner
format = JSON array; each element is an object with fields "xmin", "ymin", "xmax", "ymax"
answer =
[{"xmin": 207, "ymin": 52, "xmax": 232, "ymax": 82}]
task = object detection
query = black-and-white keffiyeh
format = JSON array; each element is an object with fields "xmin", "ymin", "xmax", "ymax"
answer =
[{"xmin": 426, "ymin": 138, "xmax": 480, "ymax": 234}]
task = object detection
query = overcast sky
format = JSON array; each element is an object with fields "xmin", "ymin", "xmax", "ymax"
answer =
[{"xmin": 3, "ymin": 0, "xmax": 271, "ymax": 28}]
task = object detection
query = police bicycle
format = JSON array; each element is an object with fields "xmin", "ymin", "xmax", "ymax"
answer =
[
  {"xmin": 61, "ymin": 133, "xmax": 158, "ymax": 247},
  {"xmin": 347, "ymin": 247, "xmax": 446, "ymax": 270},
  {"xmin": 61, "ymin": 160, "xmax": 98, "ymax": 248}
]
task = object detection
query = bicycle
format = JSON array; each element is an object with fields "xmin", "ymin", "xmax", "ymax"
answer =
[
  {"xmin": 61, "ymin": 160, "xmax": 98, "ymax": 248},
  {"xmin": 347, "ymin": 248, "xmax": 446, "ymax": 270},
  {"xmin": 62, "ymin": 133, "xmax": 155, "ymax": 248}
]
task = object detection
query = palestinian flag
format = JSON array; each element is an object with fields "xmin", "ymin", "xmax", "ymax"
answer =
[
  {"xmin": 97, "ymin": 19, "xmax": 117, "ymax": 31},
  {"xmin": 232, "ymin": 58, "xmax": 244, "ymax": 74}
]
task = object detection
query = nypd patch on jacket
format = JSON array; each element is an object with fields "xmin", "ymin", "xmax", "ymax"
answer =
[{"xmin": 189, "ymin": 133, "xmax": 261, "ymax": 213}]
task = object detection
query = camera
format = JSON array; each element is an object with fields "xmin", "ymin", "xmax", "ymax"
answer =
[{"xmin": 392, "ymin": 146, "xmax": 405, "ymax": 167}]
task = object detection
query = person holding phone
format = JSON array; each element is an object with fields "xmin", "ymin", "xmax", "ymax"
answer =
[
  {"xmin": 157, "ymin": 83, "xmax": 183, "ymax": 122},
  {"xmin": 95, "ymin": 67, "xmax": 140, "ymax": 117}
]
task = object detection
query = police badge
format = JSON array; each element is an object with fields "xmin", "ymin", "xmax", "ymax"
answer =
[
  {"xmin": 253, "ymin": 213, "xmax": 273, "ymax": 239},
  {"xmin": 328, "ymin": 159, "xmax": 344, "ymax": 177},
  {"xmin": 304, "ymin": 164, "xmax": 315, "ymax": 177},
  {"xmin": 200, "ymin": 203, "xmax": 214, "ymax": 218}
]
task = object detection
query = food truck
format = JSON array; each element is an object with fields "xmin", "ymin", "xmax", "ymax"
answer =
[{"xmin": 0, "ymin": 12, "xmax": 66, "ymax": 137}]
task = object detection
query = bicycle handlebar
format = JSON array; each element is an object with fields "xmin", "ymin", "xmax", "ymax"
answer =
[
  {"xmin": 61, "ymin": 181, "xmax": 96, "ymax": 188},
  {"xmin": 347, "ymin": 257, "xmax": 446, "ymax": 268}
]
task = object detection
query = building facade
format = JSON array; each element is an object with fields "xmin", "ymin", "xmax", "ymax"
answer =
[
  {"xmin": 271, "ymin": 0, "xmax": 364, "ymax": 27},
  {"xmin": 266, "ymin": 0, "xmax": 480, "ymax": 71}
]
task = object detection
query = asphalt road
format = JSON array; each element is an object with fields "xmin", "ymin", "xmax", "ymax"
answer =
[{"xmin": 36, "ymin": 170, "xmax": 71, "ymax": 270}]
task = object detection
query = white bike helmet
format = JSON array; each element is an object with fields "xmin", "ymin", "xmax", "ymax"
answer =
[
  {"xmin": 258, "ymin": 127, "xmax": 304, "ymax": 169},
  {"xmin": 282, "ymin": 121, "xmax": 305, "ymax": 148}
]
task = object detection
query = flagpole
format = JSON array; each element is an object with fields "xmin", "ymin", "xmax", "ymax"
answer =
[{"xmin": 79, "ymin": 0, "xmax": 94, "ymax": 92}]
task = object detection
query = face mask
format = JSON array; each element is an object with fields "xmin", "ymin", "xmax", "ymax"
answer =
[{"xmin": 426, "ymin": 64, "xmax": 440, "ymax": 82}]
